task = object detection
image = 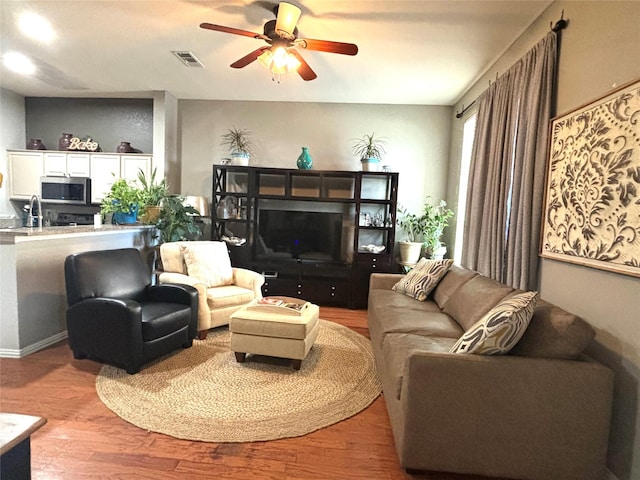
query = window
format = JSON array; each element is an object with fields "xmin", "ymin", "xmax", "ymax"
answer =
[{"xmin": 453, "ymin": 114, "xmax": 477, "ymax": 265}]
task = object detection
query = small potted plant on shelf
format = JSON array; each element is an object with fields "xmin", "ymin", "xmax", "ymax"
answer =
[
  {"xmin": 137, "ymin": 168, "xmax": 168, "ymax": 224},
  {"xmin": 397, "ymin": 197, "xmax": 454, "ymax": 263},
  {"xmin": 100, "ymin": 177, "xmax": 143, "ymax": 224},
  {"xmin": 352, "ymin": 132, "xmax": 386, "ymax": 172},
  {"xmin": 155, "ymin": 195, "xmax": 202, "ymax": 243},
  {"xmin": 221, "ymin": 127, "xmax": 253, "ymax": 166}
]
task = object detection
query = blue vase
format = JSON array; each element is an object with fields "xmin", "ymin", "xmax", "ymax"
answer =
[{"xmin": 297, "ymin": 147, "xmax": 313, "ymax": 170}]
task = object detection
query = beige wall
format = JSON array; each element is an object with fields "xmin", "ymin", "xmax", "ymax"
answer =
[
  {"xmin": 449, "ymin": 2, "xmax": 640, "ymax": 479},
  {"xmin": 178, "ymin": 100, "xmax": 452, "ymax": 217}
]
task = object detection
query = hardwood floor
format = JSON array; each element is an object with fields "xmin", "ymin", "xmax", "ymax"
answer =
[{"xmin": 0, "ymin": 307, "xmax": 506, "ymax": 480}]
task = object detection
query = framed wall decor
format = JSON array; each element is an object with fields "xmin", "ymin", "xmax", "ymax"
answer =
[{"xmin": 540, "ymin": 77, "xmax": 640, "ymax": 278}]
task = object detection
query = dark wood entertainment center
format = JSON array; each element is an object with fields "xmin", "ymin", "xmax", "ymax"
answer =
[{"xmin": 211, "ymin": 165, "xmax": 399, "ymax": 308}]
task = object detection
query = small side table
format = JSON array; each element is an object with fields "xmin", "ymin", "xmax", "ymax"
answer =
[{"xmin": 0, "ymin": 413, "xmax": 47, "ymax": 480}]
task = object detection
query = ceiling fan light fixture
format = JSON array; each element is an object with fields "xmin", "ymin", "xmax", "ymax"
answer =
[
  {"xmin": 258, "ymin": 47, "xmax": 300, "ymax": 75},
  {"xmin": 275, "ymin": 2, "xmax": 301, "ymax": 39}
]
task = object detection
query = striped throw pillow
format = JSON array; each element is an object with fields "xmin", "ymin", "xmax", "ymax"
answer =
[
  {"xmin": 450, "ymin": 291, "xmax": 539, "ymax": 355},
  {"xmin": 392, "ymin": 258, "xmax": 453, "ymax": 301}
]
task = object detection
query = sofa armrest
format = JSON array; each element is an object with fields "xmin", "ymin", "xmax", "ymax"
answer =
[
  {"xmin": 399, "ymin": 351, "xmax": 613, "ymax": 480},
  {"xmin": 158, "ymin": 271, "xmax": 203, "ymax": 288},
  {"xmin": 158, "ymin": 272, "xmax": 209, "ymax": 332},
  {"xmin": 233, "ymin": 268, "xmax": 265, "ymax": 297},
  {"xmin": 369, "ymin": 273, "xmax": 403, "ymax": 292}
]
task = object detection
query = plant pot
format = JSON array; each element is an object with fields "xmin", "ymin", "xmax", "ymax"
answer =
[
  {"xmin": 361, "ymin": 158, "xmax": 380, "ymax": 172},
  {"xmin": 430, "ymin": 245, "xmax": 447, "ymax": 260},
  {"xmin": 141, "ymin": 205, "xmax": 161, "ymax": 224},
  {"xmin": 231, "ymin": 152, "xmax": 250, "ymax": 166},
  {"xmin": 398, "ymin": 241, "xmax": 423, "ymax": 264},
  {"xmin": 112, "ymin": 204, "xmax": 139, "ymax": 225}
]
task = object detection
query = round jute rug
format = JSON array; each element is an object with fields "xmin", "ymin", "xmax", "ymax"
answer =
[{"xmin": 96, "ymin": 320, "xmax": 381, "ymax": 442}]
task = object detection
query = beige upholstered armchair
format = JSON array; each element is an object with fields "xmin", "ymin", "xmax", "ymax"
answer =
[{"xmin": 158, "ymin": 241, "xmax": 265, "ymax": 339}]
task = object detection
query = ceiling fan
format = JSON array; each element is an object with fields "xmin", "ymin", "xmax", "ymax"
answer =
[{"xmin": 200, "ymin": 2, "xmax": 358, "ymax": 81}]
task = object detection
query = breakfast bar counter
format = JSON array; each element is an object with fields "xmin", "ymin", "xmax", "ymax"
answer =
[{"xmin": 0, "ymin": 225, "xmax": 156, "ymax": 357}]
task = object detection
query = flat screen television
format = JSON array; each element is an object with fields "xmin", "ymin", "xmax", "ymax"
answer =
[{"xmin": 257, "ymin": 209, "xmax": 344, "ymax": 262}]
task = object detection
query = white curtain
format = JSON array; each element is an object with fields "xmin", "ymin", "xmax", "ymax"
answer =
[{"xmin": 461, "ymin": 32, "xmax": 557, "ymax": 290}]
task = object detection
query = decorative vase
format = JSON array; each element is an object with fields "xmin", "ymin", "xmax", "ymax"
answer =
[
  {"xmin": 58, "ymin": 133, "xmax": 73, "ymax": 151},
  {"xmin": 26, "ymin": 139, "xmax": 46, "ymax": 150},
  {"xmin": 117, "ymin": 141, "xmax": 135, "ymax": 153},
  {"xmin": 297, "ymin": 147, "xmax": 313, "ymax": 170}
]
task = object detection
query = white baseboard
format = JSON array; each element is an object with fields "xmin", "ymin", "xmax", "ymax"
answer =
[
  {"xmin": 604, "ymin": 468, "xmax": 620, "ymax": 480},
  {"xmin": 0, "ymin": 331, "xmax": 68, "ymax": 358}
]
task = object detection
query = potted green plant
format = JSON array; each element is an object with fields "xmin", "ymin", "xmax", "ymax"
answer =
[
  {"xmin": 100, "ymin": 177, "xmax": 142, "ymax": 224},
  {"xmin": 221, "ymin": 127, "xmax": 253, "ymax": 166},
  {"xmin": 352, "ymin": 132, "xmax": 386, "ymax": 172},
  {"xmin": 137, "ymin": 168, "xmax": 168, "ymax": 224},
  {"xmin": 397, "ymin": 197, "xmax": 454, "ymax": 263},
  {"xmin": 155, "ymin": 195, "xmax": 203, "ymax": 243}
]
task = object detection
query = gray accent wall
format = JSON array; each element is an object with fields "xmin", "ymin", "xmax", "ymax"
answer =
[
  {"xmin": 449, "ymin": 2, "xmax": 640, "ymax": 479},
  {"xmin": 25, "ymin": 97, "xmax": 153, "ymax": 154}
]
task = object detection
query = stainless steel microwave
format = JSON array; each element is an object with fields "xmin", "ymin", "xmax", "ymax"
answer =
[{"xmin": 40, "ymin": 176, "xmax": 91, "ymax": 205}]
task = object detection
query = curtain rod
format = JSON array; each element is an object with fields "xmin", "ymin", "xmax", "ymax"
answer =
[
  {"xmin": 455, "ymin": 102, "xmax": 475, "ymax": 119},
  {"xmin": 456, "ymin": 10, "xmax": 567, "ymax": 120}
]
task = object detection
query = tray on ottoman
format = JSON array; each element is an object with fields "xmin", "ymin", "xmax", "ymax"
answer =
[{"xmin": 229, "ymin": 297, "xmax": 320, "ymax": 370}]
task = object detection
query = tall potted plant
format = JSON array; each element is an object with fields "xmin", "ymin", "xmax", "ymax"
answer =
[
  {"xmin": 137, "ymin": 168, "xmax": 168, "ymax": 224},
  {"xmin": 100, "ymin": 177, "xmax": 142, "ymax": 224},
  {"xmin": 352, "ymin": 132, "xmax": 386, "ymax": 172},
  {"xmin": 221, "ymin": 127, "xmax": 253, "ymax": 166},
  {"xmin": 397, "ymin": 197, "xmax": 454, "ymax": 263}
]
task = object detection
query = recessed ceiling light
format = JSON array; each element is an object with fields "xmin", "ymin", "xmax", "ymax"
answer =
[
  {"xmin": 18, "ymin": 11, "xmax": 55, "ymax": 43},
  {"xmin": 3, "ymin": 52, "xmax": 36, "ymax": 75}
]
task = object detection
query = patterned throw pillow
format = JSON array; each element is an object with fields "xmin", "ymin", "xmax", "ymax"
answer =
[
  {"xmin": 183, "ymin": 242, "xmax": 234, "ymax": 288},
  {"xmin": 450, "ymin": 291, "xmax": 539, "ymax": 355},
  {"xmin": 392, "ymin": 258, "xmax": 453, "ymax": 301}
]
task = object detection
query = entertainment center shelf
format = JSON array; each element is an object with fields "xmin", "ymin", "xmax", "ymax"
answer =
[{"xmin": 211, "ymin": 165, "xmax": 399, "ymax": 308}]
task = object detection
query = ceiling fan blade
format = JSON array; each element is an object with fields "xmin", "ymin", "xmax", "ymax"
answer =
[
  {"xmin": 230, "ymin": 47, "xmax": 270, "ymax": 68},
  {"xmin": 295, "ymin": 38, "xmax": 358, "ymax": 56},
  {"xmin": 200, "ymin": 23, "xmax": 266, "ymax": 40},
  {"xmin": 289, "ymin": 50, "xmax": 317, "ymax": 81}
]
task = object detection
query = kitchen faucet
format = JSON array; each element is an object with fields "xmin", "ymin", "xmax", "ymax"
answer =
[{"xmin": 28, "ymin": 194, "xmax": 43, "ymax": 228}]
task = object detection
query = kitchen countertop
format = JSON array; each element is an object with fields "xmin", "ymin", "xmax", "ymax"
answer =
[{"xmin": 0, "ymin": 224, "xmax": 154, "ymax": 240}]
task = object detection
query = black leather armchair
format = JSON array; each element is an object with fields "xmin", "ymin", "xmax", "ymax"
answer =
[{"xmin": 64, "ymin": 248, "xmax": 198, "ymax": 374}]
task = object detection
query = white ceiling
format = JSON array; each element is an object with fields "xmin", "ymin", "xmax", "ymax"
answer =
[{"xmin": 0, "ymin": 1, "xmax": 553, "ymax": 105}]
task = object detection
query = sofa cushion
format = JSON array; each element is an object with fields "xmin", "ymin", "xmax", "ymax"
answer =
[
  {"xmin": 510, "ymin": 299, "xmax": 595, "ymax": 359},
  {"xmin": 383, "ymin": 333, "xmax": 458, "ymax": 399},
  {"xmin": 433, "ymin": 264, "xmax": 478, "ymax": 309},
  {"xmin": 183, "ymin": 242, "xmax": 234, "ymax": 287},
  {"xmin": 392, "ymin": 258, "xmax": 453, "ymax": 301},
  {"xmin": 450, "ymin": 291, "xmax": 539, "ymax": 355},
  {"xmin": 206, "ymin": 285, "xmax": 256, "ymax": 309},
  {"xmin": 442, "ymin": 275, "xmax": 515, "ymax": 331}
]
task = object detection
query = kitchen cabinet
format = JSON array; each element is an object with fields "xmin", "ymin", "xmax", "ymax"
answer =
[
  {"xmin": 89, "ymin": 154, "xmax": 151, "ymax": 203},
  {"xmin": 90, "ymin": 154, "xmax": 121, "ymax": 203},
  {"xmin": 8, "ymin": 151, "xmax": 44, "ymax": 200},
  {"xmin": 44, "ymin": 152, "xmax": 90, "ymax": 177},
  {"xmin": 6, "ymin": 150, "xmax": 153, "ymax": 204},
  {"xmin": 121, "ymin": 155, "xmax": 151, "ymax": 182}
]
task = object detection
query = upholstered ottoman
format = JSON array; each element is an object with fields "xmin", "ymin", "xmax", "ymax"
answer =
[{"xmin": 229, "ymin": 298, "xmax": 320, "ymax": 370}]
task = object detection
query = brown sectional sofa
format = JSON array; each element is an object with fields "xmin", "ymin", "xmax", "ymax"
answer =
[{"xmin": 368, "ymin": 265, "xmax": 614, "ymax": 480}]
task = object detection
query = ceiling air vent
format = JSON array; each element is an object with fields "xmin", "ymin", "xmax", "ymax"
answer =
[{"xmin": 172, "ymin": 51, "xmax": 204, "ymax": 68}]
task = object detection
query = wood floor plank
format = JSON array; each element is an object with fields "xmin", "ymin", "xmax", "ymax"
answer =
[{"xmin": 1, "ymin": 306, "xmax": 509, "ymax": 480}]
